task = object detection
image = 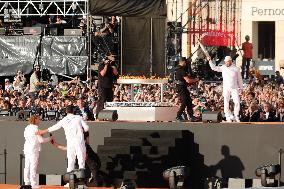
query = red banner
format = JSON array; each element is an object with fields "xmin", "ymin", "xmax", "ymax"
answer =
[{"xmin": 201, "ymin": 31, "xmax": 231, "ymax": 46}]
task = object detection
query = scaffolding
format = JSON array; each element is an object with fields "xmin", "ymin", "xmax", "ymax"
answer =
[
  {"xmin": 0, "ymin": 0, "xmax": 88, "ymax": 17},
  {"xmin": 0, "ymin": 0, "xmax": 92, "ymax": 79},
  {"xmin": 187, "ymin": 0, "xmax": 242, "ymax": 48}
]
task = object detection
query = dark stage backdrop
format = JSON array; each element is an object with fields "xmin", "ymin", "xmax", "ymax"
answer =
[
  {"xmin": 122, "ymin": 17, "xmax": 166, "ymax": 76},
  {"xmin": 89, "ymin": 0, "xmax": 166, "ymax": 18}
]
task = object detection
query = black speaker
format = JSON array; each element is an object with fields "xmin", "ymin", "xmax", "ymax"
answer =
[
  {"xmin": 97, "ymin": 110, "xmax": 118, "ymax": 121},
  {"xmin": 202, "ymin": 111, "xmax": 222, "ymax": 123}
]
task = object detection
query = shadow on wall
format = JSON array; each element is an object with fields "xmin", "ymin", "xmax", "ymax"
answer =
[
  {"xmin": 209, "ymin": 145, "xmax": 245, "ymax": 179},
  {"xmin": 98, "ymin": 130, "xmax": 211, "ymax": 189}
]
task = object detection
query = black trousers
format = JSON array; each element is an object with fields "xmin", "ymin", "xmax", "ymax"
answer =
[
  {"xmin": 242, "ymin": 58, "xmax": 251, "ymax": 79},
  {"xmin": 96, "ymin": 87, "xmax": 114, "ymax": 117},
  {"xmin": 74, "ymin": 144, "xmax": 101, "ymax": 186},
  {"xmin": 85, "ymin": 144, "xmax": 101, "ymax": 186},
  {"xmin": 176, "ymin": 85, "xmax": 193, "ymax": 118}
]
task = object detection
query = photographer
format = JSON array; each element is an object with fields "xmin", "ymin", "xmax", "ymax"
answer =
[
  {"xmin": 95, "ymin": 54, "xmax": 118, "ymax": 119},
  {"xmin": 13, "ymin": 70, "xmax": 26, "ymax": 92}
]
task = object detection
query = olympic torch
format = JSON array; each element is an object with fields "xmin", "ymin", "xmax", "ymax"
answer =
[{"xmin": 198, "ymin": 39, "xmax": 210, "ymax": 59}]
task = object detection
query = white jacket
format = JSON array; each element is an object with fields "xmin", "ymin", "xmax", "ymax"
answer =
[
  {"xmin": 48, "ymin": 114, "xmax": 89, "ymax": 146},
  {"xmin": 209, "ymin": 60, "xmax": 243, "ymax": 90},
  {"xmin": 24, "ymin": 124, "xmax": 50, "ymax": 154}
]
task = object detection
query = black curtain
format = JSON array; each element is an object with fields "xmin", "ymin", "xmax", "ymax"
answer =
[
  {"xmin": 122, "ymin": 17, "xmax": 151, "ymax": 76},
  {"xmin": 152, "ymin": 18, "xmax": 166, "ymax": 77},
  {"xmin": 89, "ymin": 0, "xmax": 166, "ymax": 17},
  {"xmin": 122, "ymin": 17, "xmax": 166, "ymax": 76}
]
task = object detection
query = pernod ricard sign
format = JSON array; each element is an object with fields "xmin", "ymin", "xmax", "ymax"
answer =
[{"xmin": 242, "ymin": 0, "xmax": 284, "ymax": 21}]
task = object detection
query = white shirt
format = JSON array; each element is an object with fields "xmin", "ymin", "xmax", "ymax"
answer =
[
  {"xmin": 48, "ymin": 114, "xmax": 89, "ymax": 145},
  {"xmin": 209, "ymin": 60, "xmax": 243, "ymax": 90},
  {"xmin": 29, "ymin": 72, "xmax": 39, "ymax": 92},
  {"xmin": 24, "ymin": 124, "xmax": 50, "ymax": 154}
]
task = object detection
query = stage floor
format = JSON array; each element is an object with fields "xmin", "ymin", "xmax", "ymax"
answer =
[
  {"xmin": 0, "ymin": 185, "xmax": 165, "ymax": 189},
  {"xmin": 0, "ymin": 185, "xmax": 98, "ymax": 189}
]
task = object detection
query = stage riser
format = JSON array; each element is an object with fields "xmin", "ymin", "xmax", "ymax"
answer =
[
  {"xmin": 1, "ymin": 121, "xmax": 284, "ymax": 189},
  {"xmin": 105, "ymin": 107, "xmax": 178, "ymax": 121}
]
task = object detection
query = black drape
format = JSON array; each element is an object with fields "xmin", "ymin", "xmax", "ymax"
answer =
[
  {"xmin": 122, "ymin": 17, "xmax": 166, "ymax": 76},
  {"xmin": 122, "ymin": 17, "xmax": 151, "ymax": 76},
  {"xmin": 89, "ymin": 0, "xmax": 166, "ymax": 17},
  {"xmin": 152, "ymin": 17, "xmax": 166, "ymax": 77}
]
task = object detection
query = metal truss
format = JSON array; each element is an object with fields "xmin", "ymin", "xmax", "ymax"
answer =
[{"xmin": 0, "ymin": 0, "xmax": 88, "ymax": 17}]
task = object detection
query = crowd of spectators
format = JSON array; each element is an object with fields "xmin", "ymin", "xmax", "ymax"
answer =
[{"xmin": 0, "ymin": 66, "xmax": 284, "ymax": 122}]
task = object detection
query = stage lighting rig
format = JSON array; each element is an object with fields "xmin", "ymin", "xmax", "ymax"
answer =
[
  {"xmin": 63, "ymin": 169, "xmax": 90, "ymax": 189},
  {"xmin": 163, "ymin": 166, "xmax": 189, "ymax": 189},
  {"xmin": 255, "ymin": 164, "xmax": 280, "ymax": 187}
]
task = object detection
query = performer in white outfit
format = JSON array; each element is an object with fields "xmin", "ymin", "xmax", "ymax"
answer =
[
  {"xmin": 37, "ymin": 105, "xmax": 89, "ymax": 172},
  {"xmin": 24, "ymin": 115, "xmax": 51, "ymax": 188},
  {"xmin": 207, "ymin": 56, "xmax": 243, "ymax": 122}
]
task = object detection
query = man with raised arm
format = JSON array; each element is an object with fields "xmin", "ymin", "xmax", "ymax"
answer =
[{"xmin": 207, "ymin": 56, "xmax": 243, "ymax": 122}]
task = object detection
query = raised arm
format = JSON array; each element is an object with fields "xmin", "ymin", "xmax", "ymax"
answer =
[{"xmin": 207, "ymin": 57, "xmax": 222, "ymax": 72}]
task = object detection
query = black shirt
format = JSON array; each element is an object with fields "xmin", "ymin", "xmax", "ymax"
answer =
[
  {"xmin": 175, "ymin": 65, "xmax": 188, "ymax": 85},
  {"xmin": 98, "ymin": 63, "xmax": 116, "ymax": 88}
]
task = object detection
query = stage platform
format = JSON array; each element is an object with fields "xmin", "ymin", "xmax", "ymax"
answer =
[
  {"xmin": 0, "ymin": 185, "xmax": 165, "ymax": 189},
  {"xmin": 1, "ymin": 121, "xmax": 284, "ymax": 188}
]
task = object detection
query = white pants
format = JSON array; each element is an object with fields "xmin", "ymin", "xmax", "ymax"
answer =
[
  {"xmin": 24, "ymin": 152, "xmax": 39, "ymax": 186},
  {"xmin": 223, "ymin": 88, "xmax": 240, "ymax": 120},
  {"xmin": 67, "ymin": 142, "xmax": 86, "ymax": 172}
]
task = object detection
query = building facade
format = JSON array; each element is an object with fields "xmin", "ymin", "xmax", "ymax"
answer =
[{"xmin": 167, "ymin": 0, "xmax": 283, "ymax": 73}]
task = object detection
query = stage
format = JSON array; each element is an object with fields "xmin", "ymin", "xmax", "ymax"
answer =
[
  {"xmin": 0, "ymin": 185, "xmax": 164, "ymax": 189},
  {"xmin": 1, "ymin": 120, "xmax": 284, "ymax": 188}
]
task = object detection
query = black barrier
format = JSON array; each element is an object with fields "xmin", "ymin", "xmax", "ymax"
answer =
[
  {"xmin": 20, "ymin": 154, "xmax": 25, "ymax": 185},
  {"xmin": 0, "ymin": 149, "xmax": 7, "ymax": 184}
]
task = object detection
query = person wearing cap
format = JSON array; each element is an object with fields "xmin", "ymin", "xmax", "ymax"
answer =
[
  {"xmin": 175, "ymin": 57, "xmax": 199, "ymax": 121},
  {"xmin": 207, "ymin": 56, "xmax": 243, "ymax": 122},
  {"xmin": 241, "ymin": 35, "xmax": 253, "ymax": 79},
  {"xmin": 4, "ymin": 78, "xmax": 13, "ymax": 92}
]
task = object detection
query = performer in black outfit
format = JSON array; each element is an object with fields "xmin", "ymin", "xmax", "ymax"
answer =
[
  {"xmin": 96, "ymin": 54, "xmax": 119, "ymax": 118},
  {"xmin": 175, "ymin": 57, "xmax": 198, "ymax": 121}
]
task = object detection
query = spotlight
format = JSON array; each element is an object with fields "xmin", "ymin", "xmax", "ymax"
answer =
[
  {"xmin": 163, "ymin": 166, "xmax": 189, "ymax": 189},
  {"xmin": 255, "ymin": 164, "xmax": 280, "ymax": 187},
  {"xmin": 63, "ymin": 169, "xmax": 90, "ymax": 189}
]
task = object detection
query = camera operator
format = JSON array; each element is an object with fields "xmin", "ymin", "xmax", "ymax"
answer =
[{"xmin": 95, "ymin": 54, "xmax": 118, "ymax": 119}]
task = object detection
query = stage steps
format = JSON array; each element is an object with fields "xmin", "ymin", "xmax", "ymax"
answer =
[{"xmin": 97, "ymin": 129, "xmax": 206, "ymax": 188}]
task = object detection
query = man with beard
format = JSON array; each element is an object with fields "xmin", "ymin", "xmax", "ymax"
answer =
[{"xmin": 29, "ymin": 65, "xmax": 43, "ymax": 101}]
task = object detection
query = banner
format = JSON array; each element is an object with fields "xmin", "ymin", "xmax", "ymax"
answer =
[
  {"xmin": 201, "ymin": 31, "xmax": 231, "ymax": 47},
  {"xmin": 242, "ymin": 0, "xmax": 284, "ymax": 21},
  {"xmin": 41, "ymin": 36, "xmax": 87, "ymax": 75},
  {"xmin": 0, "ymin": 36, "xmax": 40, "ymax": 76},
  {"xmin": 89, "ymin": 0, "xmax": 166, "ymax": 17},
  {"xmin": 256, "ymin": 60, "xmax": 275, "ymax": 76}
]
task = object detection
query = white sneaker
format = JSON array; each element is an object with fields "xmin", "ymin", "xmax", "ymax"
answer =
[
  {"xmin": 226, "ymin": 118, "xmax": 232, "ymax": 122},
  {"xmin": 64, "ymin": 183, "xmax": 69, "ymax": 188},
  {"xmin": 229, "ymin": 115, "xmax": 236, "ymax": 122},
  {"xmin": 32, "ymin": 185, "xmax": 40, "ymax": 188},
  {"xmin": 235, "ymin": 117, "xmax": 241, "ymax": 122}
]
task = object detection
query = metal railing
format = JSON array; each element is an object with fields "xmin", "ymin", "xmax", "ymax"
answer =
[{"xmin": 0, "ymin": 149, "xmax": 7, "ymax": 184}]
